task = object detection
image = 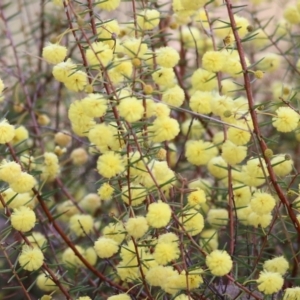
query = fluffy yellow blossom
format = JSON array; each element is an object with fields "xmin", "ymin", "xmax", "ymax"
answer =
[
  {"xmin": 1, "ymin": 189, "xmax": 36, "ymax": 210},
  {"xmin": 70, "ymin": 148, "xmax": 88, "ymax": 165},
  {"xmin": 0, "ymin": 119, "xmax": 15, "ymax": 144},
  {"xmin": 241, "ymin": 158, "xmax": 267, "ymax": 187},
  {"xmin": 79, "ymin": 193, "xmax": 101, "ymax": 213},
  {"xmin": 122, "ymin": 38, "xmax": 148, "ymax": 58},
  {"xmin": 86, "ymin": 42, "xmax": 113, "ymax": 68},
  {"xmin": 207, "ymin": 156, "xmax": 228, "ymax": 179},
  {"xmin": 206, "ymin": 250, "xmax": 233, "ymax": 276},
  {"xmin": 284, "ymin": 5, "xmax": 300, "ymax": 24},
  {"xmin": 0, "ymin": 161, "xmax": 22, "ymax": 183},
  {"xmin": 103, "ymin": 222, "xmax": 126, "ymax": 244},
  {"xmin": 108, "ymin": 58, "xmax": 133, "ymax": 84},
  {"xmin": 27, "ymin": 232, "xmax": 47, "ymax": 249},
  {"xmin": 146, "ymin": 265, "xmax": 177, "ymax": 287},
  {"xmin": 232, "ymin": 185, "xmax": 252, "ymax": 207},
  {"xmin": 221, "ymin": 140, "xmax": 247, "ymax": 165},
  {"xmin": 137, "ymin": 9, "xmax": 160, "ymax": 30},
  {"xmin": 153, "ymin": 239, "xmax": 180, "ymax": 265},
  {"xmin": 273, "ymin": 107, "xmax": 299, "ymax": 132},
  {"xmin": 221, "ymin": 79, "xmax": 238, "ymax": 96},
  {"xmin": 96, "ymin": 0, "xmax": 121, "ymax": 12},
  {"xmin": 121, "ymin": 184, "xmax": 147, "ymax": 206},
  {"xmin": 12, "ymin": 125, "xmax": 29, "ymax": 144},
  {"xmin": 149, "ymin": 117, "xmax": 180, "ymax": 142},
  {"xmin": 181, "ymin": 209, "xmax": 204, "ymax": 236},
  {"xmin": 187, "ymin": 188, "xmax": 206, "ymax": 207},
  {"xmin": 19, "ymin": 245, "xmax": 44, "ymax": 271},
  {"xmin": 200, "ymin": 229, "xmax": 218, "ymax": 252},
  {"xmin": 210, "ymin": 94, "xmax": 234, "ymax": 117},
  {"xmin": 64, "ymin": 70, "xmax": 88, "ymax": 92},
  {"xmin": 181, "ymin": 119, "xmax": 204, "ymax": 139},
  {"xmin": 283, "ymin": 287, "xmax": 300, "ymax": 300},
  {"xmin": 263, "ymin": 256, "xmax": 289, "ymax": 275},
  {"xmin": 256, "ymin": 53, "xmax": 281, "ymax": 72},
  {"xmin": 250, "ymin": 192, "xmax": 276, "ymax": 215},
  {"xmin": 185, "ymin": 140, "xmax": 218, "ymax": 165},
  {"xmin": 227, "ymin": 122, "xmax": 251, "ymax": 145},
  {"xmin": 180, "ymin": 0, "xmax": 206, "ymax": 10},
  {"xmin": 97, "ymin": 183, "xmax": 114, "ymax": 201},
  {"xmin": 152, "ymin": 67, "xmax": 175, "ymax": 87},
  {"xmin": 36, "ymin": 273, "xmax": 57, "ymax": 292},
  {"xmin": 257, "ymin": 271, "xmax": 284, "ymax": 294},
  {"xmin": 107, "ymin": 294, "xmax": 131, "ymax": 300},
  {"xmin": 146, "ymin": 201, "xmax": 172, "ymax": 228},
  {"xmin": 62, "ymin": 245, "xmax": 85, "ymax": 267},
  {"xmin": 94, "ymin": 237, "xmax": 119, "ymax": 258},
  {"xmin": 125, "ymin": 216, "xmax": 149, "ymax": 239},
  {"xmin": 118, "ymin": 96, "xmax": 144, "ymax": 122},
  {"xmin": 97, "ymin": 151, "xmax": 125, "ymax": 178},
  {"xmin": 161, "ymin": 85, "xmax": 185, "ymax": 107},
  {"xmin": 180, "ymin": 26, "xmax": 201, "ymax": 48},
  {"xmin": 221, "ymin": 50, "xmax": 249, "ymax": 78},
  {"xmin": 202, "ymin": 51, "xmax": 226, "ymax": 72},
  {"xmin": 41, "ymin": 152, "xmax": 60, "ymax": 182},
  {"xmin": 42, "ymin": 43, "xmax": 67, "ymax": 64},
  {"xmin": 69, "ymin": 214, "xmax": 94, "ymax": 237},
  {"xmin": 10, "ymin": 172, "xmax": 36, "ymax": 193},
  {"xmin": 145, "ymin": 99, "xmax": 170, "ymax": 118},
  {"xmin": 11, "ymin": 206, "xmax": 36, "ymax": 232},
  {"xmin": 247, "ymin": 211, "xmax": 272, "ymax": 228},
  {"xmin": 189, "ymin": 91, "xmax": 213, "ymax": 114},
  {"xmin": 191, "ymin": 68, "xmax": 217, "ymax": 91},
  {"xmin": 81, "ymin": 93, "xmax": 107, "ymax": 118},
  {"xmin": 207, "ymin": 208, "xmax": 228, "ymax": 228},
  {"xmin": 52, "ymin": 58, "xmax": 76, "ymax": 83},
  {"xmin": 97, "ymin": 19, "xmax": 120, "ymax": 48},
  {"xmin": 156, "ymin": 46, "xmax": 180, "ymax": 68}
]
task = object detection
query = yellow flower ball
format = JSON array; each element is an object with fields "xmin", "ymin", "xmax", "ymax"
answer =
[
  {"xmin": 0, "ymin": 161, "xmax": 22, "ymax": 183},
  {"xmin": 64, "ymin": 70, "xmax": 88, "ymax": 92},
  {"xmin": 284, "ymin": 5, "xmax": 300, "ymax": 24},
  {"xmin": 36, "ymin": 273, "xmax": 57, "ymax": 292},
  {"xmin": 52, "ymin": 58, "xmax": 76, "ymax": 83},
  {"xmin": 256, "ymin": 53, "xmax": 281, "ymax": 72},
  {"xmin": 185, "ymin": 140, "xmax": 218, "ymax": 166},
  {"xmin": 11, "ymin": 206, "xmax": 36, "ymax": 232},
  {"xmin": 96, "ymin": 0, "xmax": 120, "ymax": 11},
  {"xmin": 121, "ymin": 184, "xmax": 147, "ymax": 207},
  {"xmin": 152, "ymin": 67, "xmax": 175, "ymax": 87},
  {"xmin": 62, "ymin": 245, "xmax": 85, "ymax": 267},
  {"xmin": 97, "ymin": 183, "xmax": 114, "ymax": 201},
  {"xmin": 153, "ymin": 241, "xmax": 180, "ymax": 265},
  {"xmin": 12, "ymin": 125, "xmax": 29, "ymax": 144},
  {"xmin": 125, "ymin": 216, "xmax": 149, "ymax": 239},
  {"xmin": 263, "ymin": 256, "xmax": 289, "ymax": 275},
  {"xmin": 94, "ymin": 237, "xmax": 119, "ymax": 258},
  {"xmin": 232, "ymin": 184, "xmax": 252, "ymax": 207},
  {"xmin": 181, "ymin": 119, "xmax": 204, "ymax": 139},
  {"xmin": 207, "ymin": 208, "xmax": 228, "ymax": 228},
  {"xmin": 146, "ymin": 265, "xmax": 177, "ymax": 287},
  {"xmin": 221, "ymin": 140, "xmax": 247, "ymax": 165},
  {"xmin": 227, "ymin": 122, "xmax": 251, "ymax": 145},
  {"xmin": 200, "ymin": 229, "xmax": 219, "ymax": 252},
  {"xmin": 122, "ymin": 38, "xmax": 148, "ymax": 58},
  {"xmin": 86, "ymin": 42, "xmax": 113, "ymax": 68},
  {"xmin": 146, "ymin": 200, "xmax": 172, "ymax": 228},
  {"xmin": 257, "ymin": 271, "xmax": 283, "ymax": 295},
  {"xmin": 247, "ymin": 211, "xmax": 272, "ymax": 228},
  {"xmin": 187, "ymin": 188, "xmax": 206, "ymax": 207},
  {"xmin": 189, "ymin": 91, "xmax": 213, "ymax": 114},
  {"xmin": 149, "ymin": 117, "xmax": 180, "ymax": 142},
  {"xmin": 206, "ymin": 249, "xmax": 233, "ymax": 276},
  {"xmin": 79, "ymin": 193, "xmax": 101, "ymax": 213},
  {"xmin": 103, "ymin": 222, "xmax": 126, "ymax": 244},
  {"xmin": 69, "ymin": 214, "xmax": 94, "ymax": 237},
  {"xmin": 70, "ymin": 148, "xmax": 89, "ymax": 166},
  {"xmin": 19, "ymin": 245, "xmax": 44, "ymax": 271},
  {"xmin": 27, "ymin": 232, "xmax": 47, "ymax": 249},
  {"xmin": 118, "ymin": 96, "xmax": 144, "ymax": 122},
  {"xmin": 191, "ymin": 68, "xmax": 217, "ymax": 91},
  {"xmin": 10, "ymin": 172, "xmax": 36, "ymax": 193},
  {"xmin": 207, "ymin": 156, "xmax": 228, "ymax": 179},
  {"xmin": 273, "ymin": 107, "xmax": 299, "ymax": 132},
  {"xmin": 42, "ymin": 43, "xmax": 67, "ymax": 65},
  {"xmin": 181, "ymin": 209, "xmax": 204, "ymax": 236},
  {"xmin": 41, "ymin": 152, "xmax": 60, "ymax": 182},
  {"xmin": 156, "ymin": 46, "xmax": 180, "ymax": 68},
  {"xmin": 202, "ymin": 51, "xmax": 226, "ymax": 72},
  {"xmin": 283, "ymin": 287, "xmax": 300, "ymax": 300},
  {"xmin": 81, "ymin": 93, "xmax": 108, "ymax": 118},
  {"xmin": 0, "ymin": 119, "xmax": 15, "ymax": 144},
  {"xmin": 161, "ymin": 85, "xmax": 185, "ymax": 107},
  {"xmin": 97, "ymin": 151, "xmax": 125, "ymax": 178},
  {"xmin": 137, "ymin": 9, "xmax": 160, "ymax": 30},
  {"xmin": 250, "ymin": 192, "xmax": 276, "ymax": 215}
]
